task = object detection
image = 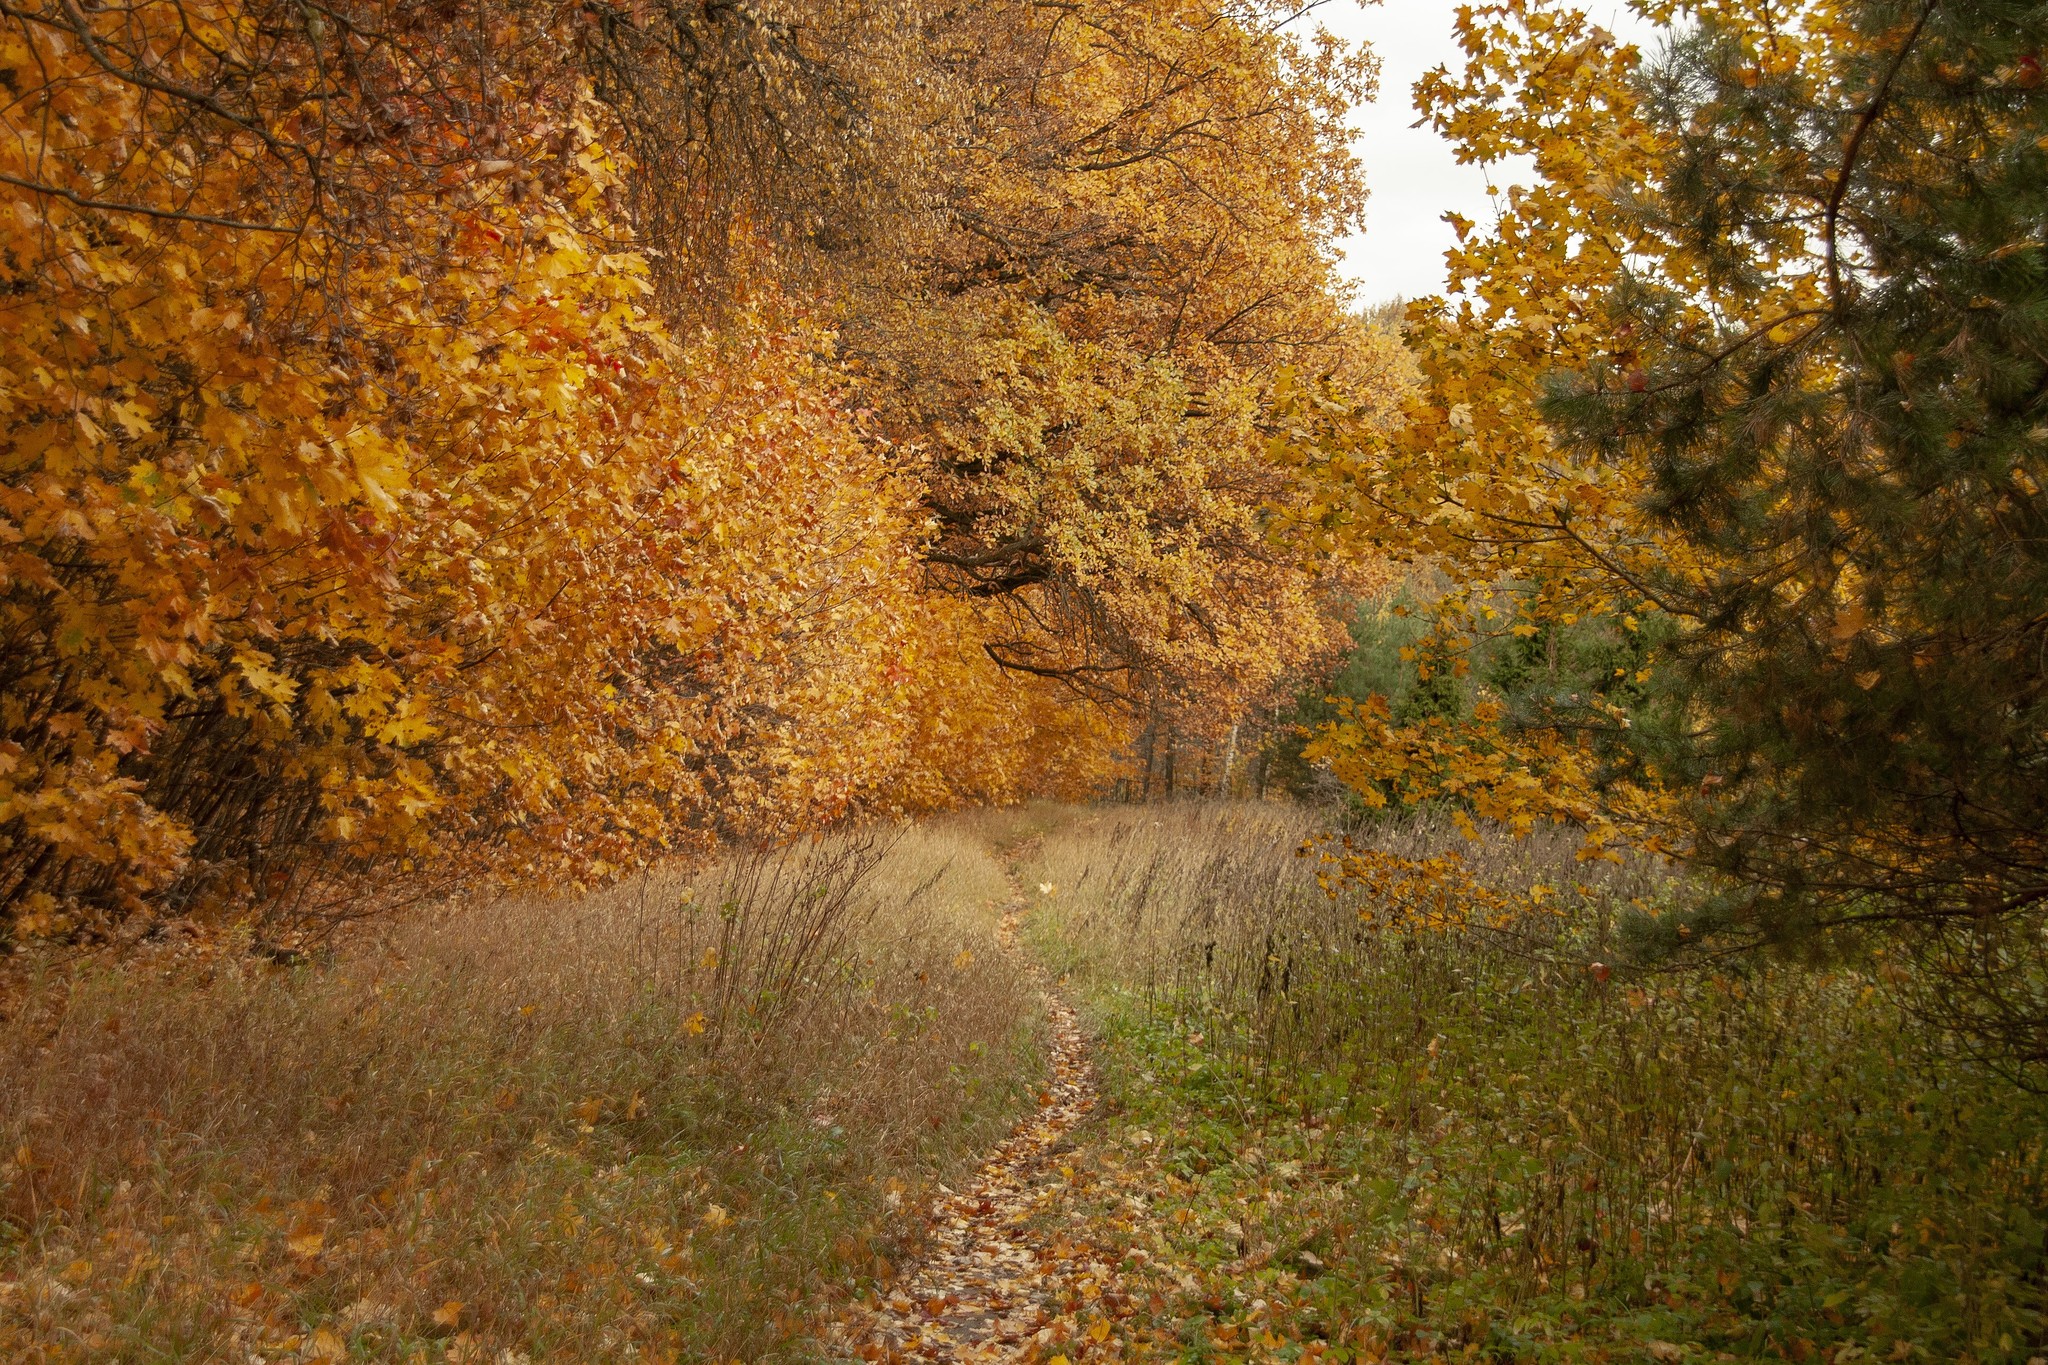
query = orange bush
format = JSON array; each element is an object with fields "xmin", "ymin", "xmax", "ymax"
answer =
[{"xmin": 0, "ymin": 2, "xmax": 1117, "ymax": 934}]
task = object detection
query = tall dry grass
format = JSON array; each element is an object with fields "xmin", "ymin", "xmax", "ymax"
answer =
[
  {"xmin": 1023, "ymin": 802, "xmax": 1662, "ymax": 1053},
  {"xmin": 1024, "ymin": 803, "xmax": 2048, "ymax": 1358},
  {"xmin": 0, "ymin": 825, "xmax": 1033, "ymax": 1362}
]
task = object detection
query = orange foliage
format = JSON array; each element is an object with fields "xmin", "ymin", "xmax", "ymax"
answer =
[
  {"xmin": 0, "ymin": 3, "xmax": 916, "ymax": 927},
  {"xmin": 871, "ymin": 0, "xmax": 1398, "ymax": 745},
  {"xmin": 879, "ymin": 596, "xmax": 1133, "ymax": 812},
  {"xmin": 1267, "ymin": 1, "xmax": 1675, "ymax": 883},
  {"xmin": 0, "ymin": 0, "xmax": 1386, "ymax": 933}
]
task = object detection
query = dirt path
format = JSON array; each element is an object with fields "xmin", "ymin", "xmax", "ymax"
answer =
[{"xmin": 822, "ymin": 880, "xmax": 1099, "ymax": 1362}]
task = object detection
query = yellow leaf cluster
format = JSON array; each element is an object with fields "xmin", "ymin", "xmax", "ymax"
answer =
[
  {"xmin": 1271, "ymin": 0, "xmax": 1685, "ymax": 889},
  {"xmin": 2, "ymin": 0, "xmax": 1401, "ymax": 929},
  {"xmin": 0, "ymin": 1, "xmax": 1147, "ymax": 927}
]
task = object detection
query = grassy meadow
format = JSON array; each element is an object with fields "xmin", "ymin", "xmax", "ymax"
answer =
[
  {"xmin": 1019, "ymin": 803, "xmax": 2048, "ymax": 1364},
  {"xmin": 5, "ymin": 802, "xmax": 2045, "ymax": 1364},
  {"xmin": 0, "ymin": 825, "xmax": 1040, "ymax": 1363}
]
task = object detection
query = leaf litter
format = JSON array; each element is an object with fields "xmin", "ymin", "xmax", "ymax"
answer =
[
  {"xmin": 823, "ymin": 887, "xmax": 1102, "ymax": 1362},
  {"xmin": 820, "ymin": 875, "xmax": 1333, "ymax": 1365}
]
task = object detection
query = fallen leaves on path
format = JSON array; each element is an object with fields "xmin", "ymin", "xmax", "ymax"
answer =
[
  {"xmin": 823, "ymin": 896, "xmax": 1101, "ymax": 1362},
  {"xmin": 819, "ymin": 902, "xmax": 1349, "ymax": 1364}
]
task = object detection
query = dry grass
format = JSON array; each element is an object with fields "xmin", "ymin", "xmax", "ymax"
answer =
[
  {"xmin": 0, "ymin": 824, "xmax": 1035, "ymax": 1363},
  {"xmin": 1024, "ymin": 801, "xmax": 1668, "ymax": 1009}
]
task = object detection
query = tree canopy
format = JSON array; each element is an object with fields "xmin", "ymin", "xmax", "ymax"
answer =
[
  {"xmin": 1284, "ymin": 0, "xmax": 2048, "ymax": 1058},
  {"xmin": 0, "ymin": 0, "xmax": 1391, "ymax": 935}
]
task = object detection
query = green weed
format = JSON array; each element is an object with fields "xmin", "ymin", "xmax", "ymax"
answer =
[{"xmin": 1029, "ymin": 804, "xmax": 2048, "ymax": 1363}]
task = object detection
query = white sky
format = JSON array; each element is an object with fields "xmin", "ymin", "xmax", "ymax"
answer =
[{"xmin": 1302, "ymin": 0, "xmax": 1660, "ymax": 305}]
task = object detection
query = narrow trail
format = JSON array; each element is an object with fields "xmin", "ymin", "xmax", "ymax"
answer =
[{"xmin": 823, "ymin": 871, "xmax": 1099, "ymax": 1362}]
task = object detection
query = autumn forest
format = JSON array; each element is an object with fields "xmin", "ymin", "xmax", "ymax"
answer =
[{"xmin": 3, "ymin": 0, "xmax": 2047, "ymax": 1361}]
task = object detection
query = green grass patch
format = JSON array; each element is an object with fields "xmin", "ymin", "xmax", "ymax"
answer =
[{"xmin": 1024, "ymin": 804, "xmax": 2048, "ymax": 1364}]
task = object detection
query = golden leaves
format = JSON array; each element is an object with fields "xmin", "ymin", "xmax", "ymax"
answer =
[
  {"xmin": 1, "ymin": 0, "xmax": 1052, "ymax": 919},
  {"xmin": 827, "ymin": 889, "xmax": 1100, "ymax": 1359},
  {"xmin": 843, "ymin": 0, "xmax": 1396, "ymax": 752},
  {"xmin": 1268, "ymin": 1, "xmax": 1698, "ymax": 891},
  {"xmin": 1, "ymin": 0, "xmax": 1387, "ymax": 932}
]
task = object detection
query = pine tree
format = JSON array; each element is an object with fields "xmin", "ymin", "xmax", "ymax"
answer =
[{"xmin": 1545, "ymin": 0, "xmax": 2048, "ymax": 1054}]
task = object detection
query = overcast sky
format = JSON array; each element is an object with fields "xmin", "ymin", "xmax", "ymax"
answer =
[{"xmin": 1305, "ymin": 0, "xmax": 1659, "ymax": 306}]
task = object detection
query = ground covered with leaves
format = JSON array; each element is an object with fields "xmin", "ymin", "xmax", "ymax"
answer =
[
  {"xmin": 9, "ymin": 804, "xmax": 2047, "ymax": 1364},
  {"xmin": 983, "ymin": 805, "xmax": 2048, "ymax": 1365},
  {"xmin": 999, "ymin": 1002, "xmax": 2048, "ymax": 1365}
]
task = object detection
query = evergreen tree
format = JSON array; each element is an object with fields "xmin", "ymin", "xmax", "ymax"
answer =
[{"xmin": 1546, "ymin": 0, "xmax": 2048, "ymax": 1054}]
